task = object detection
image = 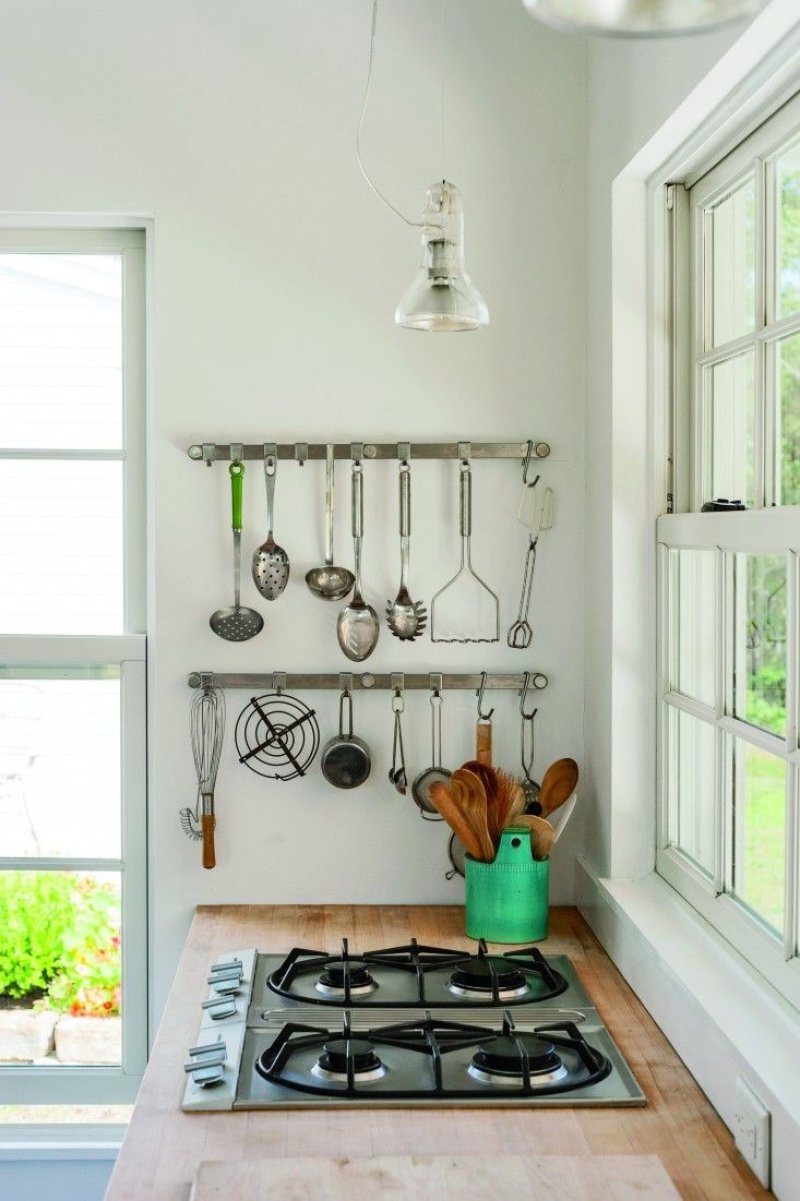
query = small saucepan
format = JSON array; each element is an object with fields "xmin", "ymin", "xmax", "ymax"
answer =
[
  {"xmin": 321, "ymin": 688, "xmax": 371, "ymax": 789},
  {"xmin": 411, "ymin": 690, "xmax": 451, "ymax": 820}
]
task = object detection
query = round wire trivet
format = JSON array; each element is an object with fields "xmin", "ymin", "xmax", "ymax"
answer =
[{"xmin": 235, "ymin": 692, "xmax": 320, "ymax": 781}]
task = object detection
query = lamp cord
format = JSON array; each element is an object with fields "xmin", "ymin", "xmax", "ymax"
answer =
[{"xmin": 356, "ymin": 0, "xmax": 423, "ymax": 229}]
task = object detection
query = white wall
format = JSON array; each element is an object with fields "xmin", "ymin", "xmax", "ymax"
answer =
[
  {"xmin": 583, "ymin": 21, "xmax": 745, "ymax": 878},
  {"xmin": 0, "ymin": 0, "xmax": 587, "ymax": 1020}
]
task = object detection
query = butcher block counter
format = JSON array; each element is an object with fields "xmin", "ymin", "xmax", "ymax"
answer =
[{"xmin": 104, "ymin": 905, "xmax": 768, "ymax": 1201}]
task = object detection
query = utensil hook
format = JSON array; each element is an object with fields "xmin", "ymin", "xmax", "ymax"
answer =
[
  {"xmin": 522, "ymin": 440, "xmax": 539, "ymax": 486},
  {"xmin": 476, "ymin": 672, "xmax": 494, "ymax": 721},
  {"xmin": 520, "ymin": 673, "xmax": 538, "ymax": 783}
]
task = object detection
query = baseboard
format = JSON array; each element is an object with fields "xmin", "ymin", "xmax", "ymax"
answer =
[{"xmin": 576, "ymin": 859, "xmax": 800, "ymax": 1201}]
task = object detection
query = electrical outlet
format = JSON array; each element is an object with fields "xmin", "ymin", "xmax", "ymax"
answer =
[{"xmin": 733, "ymin": 1077, "xmax": 770, "ymax": 1187}]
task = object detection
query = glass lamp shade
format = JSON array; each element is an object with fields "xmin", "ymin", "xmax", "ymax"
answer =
[
  {"xmin": 521, "ymin": 0, "xmax": 765, "ymax": 36},
  {"xmin": 396, "ymin": 180, "xmax": 489, "ymax": 331}
]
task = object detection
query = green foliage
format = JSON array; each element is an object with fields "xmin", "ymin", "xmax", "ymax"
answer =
[
  {"xmin": 45, "ymin": 879, "xmax": 121, "ymax": 1017},
  {"xmin": 0, "ymin": 874, "xmax": 121, "ymax": 1016},
  {"xmin": 0, "ymin": 873, "xmax": 76, "ymax": 1000}
]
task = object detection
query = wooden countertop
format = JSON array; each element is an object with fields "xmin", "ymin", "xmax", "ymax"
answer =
[{"xmin": 104, "ymin": 906, "xmax": 768, "ymax": 1201}]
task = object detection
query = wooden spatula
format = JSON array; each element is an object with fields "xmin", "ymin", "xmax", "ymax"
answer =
[
  {"xmin": 428, "ymin": 780, "xmax": 484, "ymax": 861},
  {"xmin": 452, "ymin": 768, "xmax": 495, "ymax": 861}
]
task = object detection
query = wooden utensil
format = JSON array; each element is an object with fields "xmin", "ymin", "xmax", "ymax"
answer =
[
  {"xmin": 428, "ymin": 780, "xmax": 484, "ymax": 861},
  {"xmin": 504, "ymin": 814, "xmax": 554, "ymax": 860},
  {"xmin": 452, "ymin": 768, "xmax": 495, "ymax": 861},
  {"xmin": 538, "ymin": 757, "xmax": 579, "ymax": 818},
  {"xmin": 461, "ymin": 760, "xmax": 501, "ymax": 845},
  {"xmin": 475, "ymin": 720, "xmax": 492, "ymax": 766}
]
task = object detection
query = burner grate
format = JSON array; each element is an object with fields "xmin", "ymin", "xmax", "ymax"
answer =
[
  {"xmin": 266, "ymin": 937, "xmax": 568, "ymax": 1008},
  {"xmin": 255, "ymin": 1009, "xmax": 611, "ymax": 1100}
]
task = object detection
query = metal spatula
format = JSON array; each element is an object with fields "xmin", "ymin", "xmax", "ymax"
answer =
[{"xmin": 431, "ymin": 460, "xmax": 498, "ymax": 643}]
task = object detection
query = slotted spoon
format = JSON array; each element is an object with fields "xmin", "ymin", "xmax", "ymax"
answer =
[{"xmin": 252, "ymin": 449, "xmax": 290, "ymax": 600}]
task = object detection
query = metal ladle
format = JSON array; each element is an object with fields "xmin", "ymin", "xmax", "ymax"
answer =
[
  {"xmin": 210, "ymin": 463, "xmax": 264, "ymax": 642},
  {"xmin": 305, "ymin": 445, "xmax": 354, "ymax": 602},
  {"xmin": 252, "ymin": 449, "xmax": 290, "ymax": 601},
  {"xmin": 336, "ymin": 460, "xmax": 380, "ymax": 662}
]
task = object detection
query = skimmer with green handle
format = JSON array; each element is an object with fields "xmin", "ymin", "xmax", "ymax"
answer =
[{"xmin": 210, "ymin": 462, "xmax": 264, "ymax": 642}]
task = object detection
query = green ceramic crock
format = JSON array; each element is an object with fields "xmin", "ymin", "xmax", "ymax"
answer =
[{"xmin": 464, "ymin": 827, "xmax": 549, "ymax": 943}]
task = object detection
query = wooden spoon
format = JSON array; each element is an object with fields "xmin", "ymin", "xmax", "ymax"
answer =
[
  {"xmin": 461, "ymin": 760, "xmax": 501, "ymax": 845},
  {"xmin": 428, "ymin": 780, "xmax": 484, "ymax": 861},
  {"xmin": 452, "ymin": 768, "xmax": 495, "ymax": 862},
  {"xmin": 503, "ymin": 814, "xmax": 554, "ymax": 860},
  {"xmin": 538, "ymin": 758, "xmax": 579, "ymax": 819}
]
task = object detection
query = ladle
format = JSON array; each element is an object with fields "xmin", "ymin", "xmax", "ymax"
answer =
[
  {"xmin": 305, "ymin": 445, "xmax": 354, "ymax": 602},
  {"xmin": 336, "ymin": 460, "xmax": 380, "ymax": 662}
]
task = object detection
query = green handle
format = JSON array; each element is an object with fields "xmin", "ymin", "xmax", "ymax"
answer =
[{"xmin": 230, "ymin": 462, "xmax": 244, "ymax": 530}]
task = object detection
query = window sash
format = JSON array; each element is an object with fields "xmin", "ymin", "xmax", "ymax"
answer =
[
  {"xmin": 0, "ymin": 229, "xmax": 146, "ymax": 1102},
  {"xmin": 656, "ymin": 524, "xmax": 800, "ymax": 1009}
]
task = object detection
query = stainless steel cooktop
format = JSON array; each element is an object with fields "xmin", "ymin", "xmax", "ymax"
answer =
[{"xmin": 182, "ymin": 941, "xmax": 645, "ymax": 1111}]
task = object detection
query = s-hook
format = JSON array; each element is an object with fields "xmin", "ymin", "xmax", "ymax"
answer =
[
  {"xmin": 476, "ymin": 671, "xmax": 495, "ymax": 721},
  {"xmin": 520, "ymin": 672, "xmax": 538, "ymax": 807}
]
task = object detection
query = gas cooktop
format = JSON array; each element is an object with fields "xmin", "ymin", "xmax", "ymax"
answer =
[{"xmin": 182, "ymin": 940, "xmax": 645, "ymax": 1110}]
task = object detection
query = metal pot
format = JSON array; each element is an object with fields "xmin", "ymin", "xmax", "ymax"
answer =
[{"xmin": 320, "ymin": 689, "xmax": 371, "ymax": 789}]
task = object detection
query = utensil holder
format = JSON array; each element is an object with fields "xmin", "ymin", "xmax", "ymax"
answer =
[{"xmin": 464, "ymin": 828, "xmax": 549, "ymax": 943}]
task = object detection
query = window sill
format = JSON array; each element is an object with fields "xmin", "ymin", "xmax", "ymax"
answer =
[
  {"xmin": 576, "ymin": 859, "xmax": 800, "ymax": 1195},
  {"xmin": 0, "ymin": 1124, "xmax": 124, "ymax": 1159}
]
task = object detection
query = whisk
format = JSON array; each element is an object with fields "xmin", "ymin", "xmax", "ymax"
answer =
[{"xmin": 181, "ymin": 683, "xmax": 226, "ymax": 869}]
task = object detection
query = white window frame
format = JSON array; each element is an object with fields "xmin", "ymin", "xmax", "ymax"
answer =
[
  {"xmin": 656, "ymin": 97, "xmax": 800, "ymax": 1011},
  {"xmin": 0, "ymin": 227, "xmax": 147, "ymax": 1103}
]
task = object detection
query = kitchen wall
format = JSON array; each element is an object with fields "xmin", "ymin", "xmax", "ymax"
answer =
[
  {"xmin": 582, "ymin": 20, "xmax": 745, "ymax": 880},
  {"xmin": 0, "ymin": 0, "xmax": 587, "ymax": 1017}
]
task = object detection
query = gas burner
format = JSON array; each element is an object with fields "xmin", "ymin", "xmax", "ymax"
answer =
[
  {"xmin": 468, "ymin": 1034, "xmax": 569, "ymax": 1086},
  {"xmin": 315, "ymin": 961, "xmax": 377, "ymax": 997},
  {"xmin": 449, "ymin": 957, "xmax": 529, "ymax": 1000},
  {"xmin": 311, "ymin": 1037, "xmax": 386, "ymax": 1083}
]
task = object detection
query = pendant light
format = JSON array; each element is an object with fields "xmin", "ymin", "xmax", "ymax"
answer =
[
  {"xmin": 395, "ymin": 180, "xmax": 488, "ymax": 332},
  {"xmin": 357, "ymin": 1, "xmax": 489, "ymax": 331},
  {"xmin": 521, "ymin": 0, "xmax": 765, "ymax": 36}
]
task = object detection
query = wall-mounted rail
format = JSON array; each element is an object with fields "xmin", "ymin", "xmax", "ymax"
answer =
[
  {"xmin": 187, "ymin": 670, "xmax": 548, "ymax": 692},
  {"xmin": 187, "ymin": 440, "xmax": 550, "ymax": 466}
]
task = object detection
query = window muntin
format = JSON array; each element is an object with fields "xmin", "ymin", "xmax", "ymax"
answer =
[{"xmin": 0, "ymin": 230, "xmax": 146, "ymax": 1102}]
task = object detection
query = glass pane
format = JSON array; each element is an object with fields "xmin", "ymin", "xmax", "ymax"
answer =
[
  {"xmin": 776, "ymin": 331, "xmax": 800, "ymax": 505},
  {"xmin": 731, "ymin": 742, "xmax": 785, "ymax": 935},
  {"xmin": 0, "ymin": 459, "xmax": 122, "ymax": 634},
  {"xmin": 0, "ymin": 254, "xmax": 122, "ymax": 450},
  {"xmin": 0, "ymin": 871, "xmax": 121, "ymax": 1065},
  {"xmin": 0, "ymin": 674, "xmax": 120, "ymax": 858},
  {"xmin": 777, "ymin": 140, "xmax": 800, "ymax": 320},
  {"xmin": 670, "ymin": 549, "xmax": 715, "ymax": 705},
  {"xmin": 705, "ymin": 351, "xmax": 755, "ymax": 507},
  {"xmin": 710, "ymin": 178, "xmax": 756, "ymax": 347},
  {"xmin": 0, "ymin": 1104, "xmax": 131, "ymax": 1122},
  {"xmin": 668, "ymin": 708, "xmax": 715, "ymax": 876},
  {"xmin": 732, "ymin": 553, "xmax": 786, "ymax": 737}
]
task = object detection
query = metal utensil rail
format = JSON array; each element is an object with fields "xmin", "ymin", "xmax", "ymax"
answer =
[
  {"xmin": 187, "ymin": 440, "xmax": 550, "ymax": 465},
  {"xmin": 187, "ymin": 671, "xmax": 548, "ymax": 692}
]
